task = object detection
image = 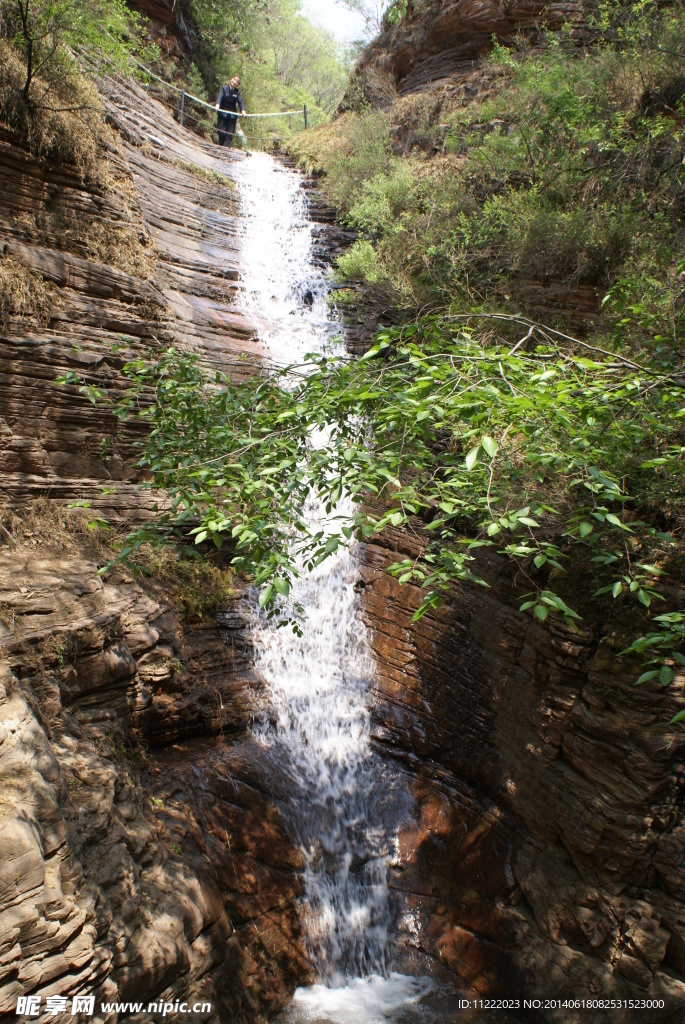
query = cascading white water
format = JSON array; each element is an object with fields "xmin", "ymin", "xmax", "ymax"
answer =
[{"xmin": 231, "ymin": 151, "xmax": 437, "ymax": 1022}]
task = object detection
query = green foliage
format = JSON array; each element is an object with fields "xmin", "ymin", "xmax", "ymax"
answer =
[
  {"xmin": 386, "ymin": 0, "xmax": 407, "ymax": 26},
  {"xmin": 291, "ymin": 109, "xmax": 392, "ymax": 207},
  {"xmin": 77, "ymin": 313, "xmax": 683, "ymax": 663},
  {"xmin": 185, "ymin": 61, "xmax": 209, "ymax": 103},
  {"xmin": 0, "ymin": 0, "xmax": 147, "ymax": 96},
  {"xmin": 345, "ymin": 161, "xmax": 417, "ymax": 234},
  {"xmin": 336, "ymin": 240, "xmax": 384, "ymax": 284},
  {"xmin": 182, "ymin": 0, "xmax": 349, "ymax": 140},
  {"xmin": 623, "ymin": 611, "xmax": 685, "ymax": 715},
  {"xmin": 293, "ymin": 1, "xmax": 685, "ymax": 342}
]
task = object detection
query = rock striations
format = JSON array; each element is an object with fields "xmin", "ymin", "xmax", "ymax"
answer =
[
  {"xmin": 360, "ymin": 520, "xmax": 685, "ymax": 1019},
  {"xmin": 0, "ymin": 77, "xmax": 309, "ymax": 1021},
  {"xmin": 348, "ymin": 0, "xmax": 594, "ymax": 105}
]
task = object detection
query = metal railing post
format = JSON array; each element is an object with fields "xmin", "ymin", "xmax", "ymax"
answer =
[
  {"xmin": 304, "ymin": 104, "xmax": 308, "ymax": 129},
  {"xmin": 180, "ymin": 87, "xmax": 185, "ymax": 127}
]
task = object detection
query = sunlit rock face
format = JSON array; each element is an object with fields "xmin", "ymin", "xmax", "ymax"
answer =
[
  {"xmin": 346, "ymin": 0, "xmax": 593, "ymax": 105},
  {"xmin": 359, "ymin": 524, "xmax": 685, "ymax": 1016},
  {"xmin": 0, "ymin": 80, "xmax": 309, "ymax": 1021}
]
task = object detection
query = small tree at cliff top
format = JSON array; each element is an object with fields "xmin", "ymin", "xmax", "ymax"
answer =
[
  {"xmin": 0, "ymin": 0, "xmax": 148, "ymax": 103},
  {"xmin": 335, "ymin": 0, "xmax": 390, "ymax": 39},
  {"xmin": 0, "ymin": 0, "xmax": 152, "ymax": 168}
]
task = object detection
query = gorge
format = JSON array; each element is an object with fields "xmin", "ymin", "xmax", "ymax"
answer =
[{"xmin": 1, "ymin": 2, "xmax": 685, "ymax": 1023}]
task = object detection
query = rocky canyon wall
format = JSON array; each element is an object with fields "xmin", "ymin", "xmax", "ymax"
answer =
[
  {"xmin": 360, "ymin": 520, "xmax": 685, "ymax": 1020},
  {"xmin": 0, "ymin": 77, "xmax": 310, "ymax": 1022},
  {"xmin": 338, "ymin": 4, "xmax": 685, "ymax": 1013},
  {"xmin": 348, "ymin": 0, "xmax": 594, "ymax": 105}
]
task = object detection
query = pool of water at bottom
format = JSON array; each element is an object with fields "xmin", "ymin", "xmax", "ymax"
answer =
[{"xmin": 273, "ymin": 974, "xmax": 519, "ymax": 1024}]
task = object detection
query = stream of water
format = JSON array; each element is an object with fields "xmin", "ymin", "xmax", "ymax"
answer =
[
  {"xmin": 230, "ymin": 152, "xmax": 444, "ymax": 1023},
  {"xmin": 231, "ymin": 153, "xmax": 519, "ymax": 1024}
]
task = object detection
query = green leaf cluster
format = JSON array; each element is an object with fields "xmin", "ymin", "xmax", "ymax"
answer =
[
  {"xmin": 0, "ymin": 0, "xmax": 151, "ymax": 95},
  {"xmin": 85, "ymin": 314, "xmax": 683, "ymax": 666},
  {"xmin": 0, "ymin": 0, "xmax": 155, "ymax": 172}
]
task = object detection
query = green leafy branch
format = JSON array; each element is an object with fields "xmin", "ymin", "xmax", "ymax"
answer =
[
  {"xmin": 622, "ymin": 612, "xmax": 685, "ymax": 722},
  {"xmin": 56, "ymin": 313, "xmax": 685, "ymax": 717}
]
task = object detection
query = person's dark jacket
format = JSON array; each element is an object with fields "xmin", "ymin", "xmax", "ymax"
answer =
[{"xmin": 216, "ymin": 85, "xmax": 245, "ymax": 115}]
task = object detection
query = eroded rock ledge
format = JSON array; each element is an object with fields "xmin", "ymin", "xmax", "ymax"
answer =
[{"xmin": 349, "ymin": 0, "xmax": 594, "ymax": 105}]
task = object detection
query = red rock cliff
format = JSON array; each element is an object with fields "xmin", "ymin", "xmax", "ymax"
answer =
[
  {"xmin": 349, "ymin": 0, "xmax": 593, "ymax": 104},
  {"xmin": 359, "ymin": 517, "xmax": 685, "ymax": 1017},
  {"xmin": 0, "ymin": 76, "xmax": 310, "ymax": 1021}
]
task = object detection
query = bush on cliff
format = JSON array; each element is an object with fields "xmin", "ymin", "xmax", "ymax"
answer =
[
  {"xmin": 0, "ymin": 253, "xmax": 51, "ymax": 333},
  {"xmin": 290, "ymin": 2, "xmax": 685, "ymax": 352},
  {"xmin": 0, "ymin": 0, "xmax": 149, "ymax": 174}
]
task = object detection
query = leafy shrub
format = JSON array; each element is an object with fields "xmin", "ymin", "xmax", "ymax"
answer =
[
  {"xmin": 336, "ymin": 240, "xmax": 384, "ymax": 283},
  {"xmin": 294, "ymin": 1, "xmax": 685, "ymax": 347},
  {"xmin": 135, "ymin": 546, "xmax": 234, "ymax": 620},
  {"xmin": 346, "ymin": 161, "xmax": 417, "ymax": 234},
  {"xmin": 291, "ymin": 109, "xmax": 392, "ymax": 212},
  {"xmin": 467, "ymin": 191, "xmax": 638, "ymax": 286}
]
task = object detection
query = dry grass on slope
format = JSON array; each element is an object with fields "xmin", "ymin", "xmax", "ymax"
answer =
[
  {"xmin": 0, "ymin": 501, "xmax": 234, "ymax": 627},
  {"xmin": 132, "ymin": 546, "xmax": 235, "ymax": 622},
  {"xmin": 0, "ymin": 40, "xmax": 113, "ymax": 182},
  {"xmin": 0, "ymin": 42, "xmax": 157, "ymax": 280},
  {"xmin": 0, "ymin": 254, "xmax": 52, "ymax": 334}
]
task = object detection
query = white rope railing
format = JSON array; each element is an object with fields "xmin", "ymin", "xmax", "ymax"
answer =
[{"xmin": 135, "ymin": 60, "xmax": 305, "ymax": 120}]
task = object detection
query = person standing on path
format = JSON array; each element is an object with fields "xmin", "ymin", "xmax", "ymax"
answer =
[{"xmin": 215, "ymin": 75, "xmax": 246, "ymax": 147}]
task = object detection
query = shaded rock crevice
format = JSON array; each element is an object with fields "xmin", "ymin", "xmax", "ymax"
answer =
[{"xmin": 359, "ymin": 521, "xmax": 685, "ymax": 1016}]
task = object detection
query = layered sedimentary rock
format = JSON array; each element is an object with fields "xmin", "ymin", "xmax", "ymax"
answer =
[
  {"xmin": 0, "ymin": 76, "xmax": 261, "ymax": 520},
  {"xmin": 0, "ymin": 77, "xmax": 309, "ymax": 1020},
  {"xmin": 0, "ymin": 531, "xmax": 309, "ymax": 1021},
  {"xmin": 349, "ymin": 0, "xmax": 593, "ymax": 104},
  {"xmin": 360, "ymin": 523, "xmax": 685, "ymax": 1019}
]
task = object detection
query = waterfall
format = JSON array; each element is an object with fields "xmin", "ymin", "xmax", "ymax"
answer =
[{"xmin": 232, "ymin": 152, "xmax": 436, "ymax": 1022}]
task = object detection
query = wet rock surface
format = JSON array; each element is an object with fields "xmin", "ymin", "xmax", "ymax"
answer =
[
  {"xmin": 360, "ymin": 524, "xmax": 685, "ymax": 1019},
  {"xmin": 0, "ymin": 76, "xmax": 261, "ymax": 523}
]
